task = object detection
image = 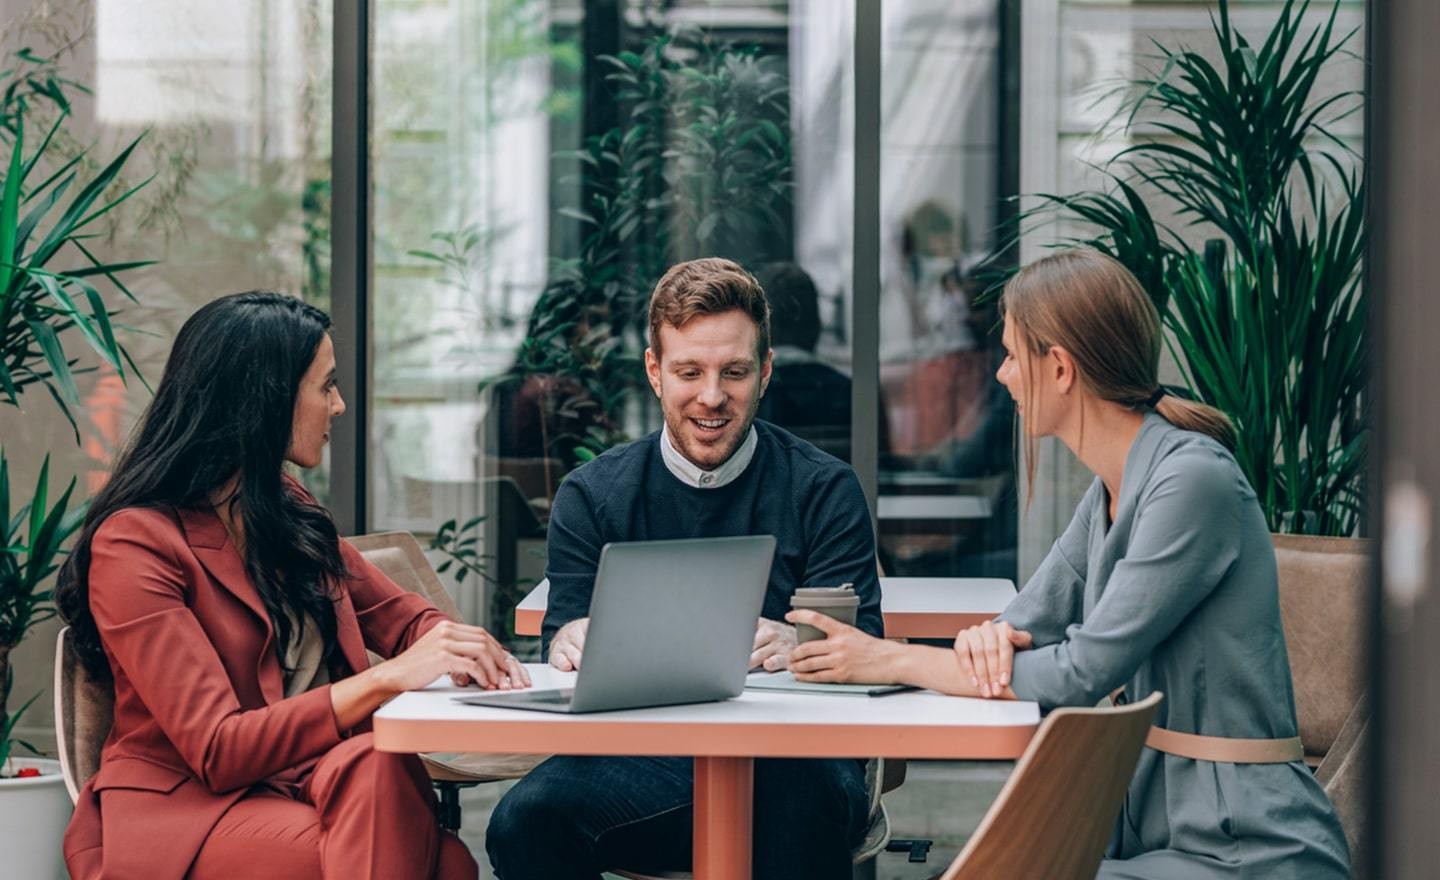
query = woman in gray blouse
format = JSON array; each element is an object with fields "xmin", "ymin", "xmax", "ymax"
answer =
[{"xmin": 787, "ymin": 249, "xmax": 1350, "ymax": 878}]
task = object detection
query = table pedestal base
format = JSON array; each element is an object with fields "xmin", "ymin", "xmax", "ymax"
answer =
[{"xmin": 693, "ymin": 755, "xmax": 753, "ymax": 880}]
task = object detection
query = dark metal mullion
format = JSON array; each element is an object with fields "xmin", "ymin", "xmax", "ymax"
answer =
[
  {"xmin": 851, "ymin": 0, "xmax": 882, "ymax": 519},
  {"xmin": 330, "ymin": 0, "xmax": 371, "ymax": 535},
  {"xmin": 1373, "ymin": 0, "xmax": 1440, "ymax": 877},
  {"xmin": 580, "ymin": 0, "xmax": 623, "ymax": 223},
  {"xmin": 995, "ymin": 0, "xmax": 1022, "ymax": 268}
]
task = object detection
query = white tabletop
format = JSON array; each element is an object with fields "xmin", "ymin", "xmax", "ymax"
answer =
[
  {"xmin": 878, "ymin": 471, "xmax": 972, "ymax": 490},
  {"xmin": 881, "ymin": 577, "xmax": 1015, "ymax": 613},
  {"xmin": 516, "ymin": 577, "xmax": 1016, "ymax": 639},
  {"xmin": 877, "ymin": 494, "xmax": 992, "ymax": 521},
  {"xmin": 516, "ymin": 579, "xmax": 548, "ymax": 615},
  {"xmin": 373, "ymin": 666, "xmax": 1039, "ymax": 760},
  {"xmin": 517, "ymin": 577, "xmax": 1016, "ymax": 614}
]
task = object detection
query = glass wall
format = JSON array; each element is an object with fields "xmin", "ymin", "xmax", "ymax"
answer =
[
  {"xmin": 0, "ymin": 0, "xmax": 1370, "ymax": 764},
  {"xmin": 875, "ymin": 0, "xmax": 1017, "ymax": 580},
  {"xmin": 3, "ymin": 0, "xmax": 330, "ymax": 745},
  {"xmin": 369, "ymin": 0, "xmax": 855, "ymax": 639}
]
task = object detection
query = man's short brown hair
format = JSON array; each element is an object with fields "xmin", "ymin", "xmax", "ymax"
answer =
[{"xmin": 647, "ymin": 258, "xmax": 771, "ymax": 361}]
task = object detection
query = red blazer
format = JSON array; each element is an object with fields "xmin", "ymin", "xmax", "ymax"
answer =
[{"xmin": 62, "ymin": 503, "xmax": 450, "ymax": 880}]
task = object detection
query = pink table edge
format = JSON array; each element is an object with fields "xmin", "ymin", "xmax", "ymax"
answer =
[
  {"xmin": 515, "ymin": 606, "xmax": 544, "ymax": 637},
  {"xmin": 374, "ymin": 716, "xmax": 1034, "ymax": 760}
]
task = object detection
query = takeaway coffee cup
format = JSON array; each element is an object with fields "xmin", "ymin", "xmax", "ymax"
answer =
[{"xmin": 790, "ymin": 583, "xmax": 860, "ymax": 643}]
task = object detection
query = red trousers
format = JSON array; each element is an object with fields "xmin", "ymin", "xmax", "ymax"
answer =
[{"xmin": 186, "ymin": 733, "xmax": 477, "ymax": 879}]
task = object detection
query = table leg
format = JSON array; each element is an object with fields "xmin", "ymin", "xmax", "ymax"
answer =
[{"xmin": 693, "ymin": 755, "xmax": 753, "ymax": 880}]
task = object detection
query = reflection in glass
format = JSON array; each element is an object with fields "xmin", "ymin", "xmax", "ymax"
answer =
[
  {"xmin": 877, "ymin": 0, "xmax": 1017, "ymax": 581},
  {"xmin": 370, "ymin": 1, "xmax": 854, "ymax": 642}
]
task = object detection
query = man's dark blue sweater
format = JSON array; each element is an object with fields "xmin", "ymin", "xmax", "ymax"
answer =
[{"xmin": 540, "ymin": 420, "xmax": 883, "ymax": 653}]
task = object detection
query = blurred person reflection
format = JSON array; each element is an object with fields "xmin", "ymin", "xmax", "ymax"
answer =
[
  {"xmin": 755, "ymin": 261, "xmax": 891, "ymax": 462},
  {"xmin": 905, "ymin": 257, "xmax": 1016, "ymax": 578},
  {"xmin": 882, "ymin": 201, "xmax": 990, "ymax": 457}
]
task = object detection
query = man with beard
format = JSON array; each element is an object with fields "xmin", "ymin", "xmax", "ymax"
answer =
[{"xmin": 485, "ymin": 257, "xmax": 883, "ymax": 880}]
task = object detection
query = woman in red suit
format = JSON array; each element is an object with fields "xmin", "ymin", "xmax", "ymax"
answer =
[{"xmin": 56, "ymin": 292, "xmax": 525, "ymax": 879}]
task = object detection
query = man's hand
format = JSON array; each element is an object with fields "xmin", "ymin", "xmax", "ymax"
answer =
[
  {"xmin": 750, "ymin": 618, "xmax": 799, "ymax": 671},
  {"xmin": 953, "ymin": 620, "xmax": 1033, "ymax": 698},
  {"xmin": 785, "ymin": 610, "xmax": 898, "ymax": 684},
  {"xmin": 550, "ymin": 617, "xmax": 589, "ymax": 671}
]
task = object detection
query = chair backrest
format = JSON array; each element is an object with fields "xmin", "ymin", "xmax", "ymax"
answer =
[
  {"xmin": 349, "ymin": 530, "xmax": 464, "ymax": 666},
  {"xmin": 493, "ymin": 456, "xmax": 567, "ymax": 506},
  {"xmin": 1272, "ymin": 534, "xmax": 1371, "ymax": 761},
  {"xmin": 348, "ymin": 530, "xmax": 463, "ymax": 621},
  {"xmin": 54, "ymin": 625, "xmax": 115, "ymax": 803},
  {"xmin": 938, "ymin": 692, "xmax": 1163, "ymax": 880}
]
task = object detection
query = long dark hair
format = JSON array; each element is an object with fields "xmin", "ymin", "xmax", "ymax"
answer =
[{"xmin": 58, "ymin": 291, "xmax": 349, "ymax": 680}]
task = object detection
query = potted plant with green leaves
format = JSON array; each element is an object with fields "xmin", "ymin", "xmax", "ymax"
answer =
[
  {"xmin": 0, "ymin": 48, "xmax": 150, "ymax": 875},
  {"xmin": 1029, "ymin": 0, "xmax": 1366, "ymax": 537}
]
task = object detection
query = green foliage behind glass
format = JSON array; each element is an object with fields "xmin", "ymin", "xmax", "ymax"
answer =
[{"xmin": 488, "ymin": 27, "xmax": 793, "ymax": 472}]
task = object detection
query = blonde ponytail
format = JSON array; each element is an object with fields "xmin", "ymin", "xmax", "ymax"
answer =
[{"xmin": 1153, "ymin": 393, "xmax": 1237, "ymax": 451}]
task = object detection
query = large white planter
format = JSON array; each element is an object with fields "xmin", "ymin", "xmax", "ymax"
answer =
[{"xmin": 0, "ymin": 757, "xmax": 71, "ymax": 880}]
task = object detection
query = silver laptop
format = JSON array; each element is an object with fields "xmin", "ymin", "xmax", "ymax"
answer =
[{"xmin": 454, "ymin": 535, "xmax": 775, "ymax": 713}]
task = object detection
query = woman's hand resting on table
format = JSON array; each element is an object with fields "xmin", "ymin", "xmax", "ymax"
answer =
[
  {"xmin": 330, "ymin": 620, "xmax": 529, "ymax": 731},
  {"xmin": 953, "ymin": 620, "xmax": 1032, "ymax": 698},
  {"xmin": 380, "ymin": 620, "xmax": 531, "ymax": 691}
]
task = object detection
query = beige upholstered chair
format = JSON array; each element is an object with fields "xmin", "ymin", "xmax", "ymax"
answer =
[
  {"xmin": 1272, "ymin": 534, "xmax": 1372, "ymax": 767},
  {"xmin": 1272, "ymin": 534, "xmax": 1371, "ymax": 874},
  {"xmin": 348, "ymin": 530, "xmax": 546, "ymax": 828},
  {"xmin": 933, "ymin": 692, "xmax": 1163, "ymax": 880},
  {"xmin": 54, "ymin": 625, "xmax": 114, "ymax": 802}
]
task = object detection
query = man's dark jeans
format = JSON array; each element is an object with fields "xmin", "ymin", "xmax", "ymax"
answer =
[{"xmin": 485, "ymin": 755, "xmax": 869, "ymax": 879}]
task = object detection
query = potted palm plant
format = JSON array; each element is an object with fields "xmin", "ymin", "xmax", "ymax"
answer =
[
  {"xmin": 0, "ymin": 49, "xmax": 151, "ymax": 877},
  {"xmin": 1030, "ymin": 0, "xmax": 1366, "ymax": 536}
]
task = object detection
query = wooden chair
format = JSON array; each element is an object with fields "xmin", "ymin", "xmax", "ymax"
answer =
[
  {"xmin": 933, "ymin": 692, "xmax": 1163, "ymax": 880},
  {"xmin": 1315, "ymin": 692, "xmax": 1369, "ymax": 879},
  {"xmin": 348, "ymin": 531, "xmax": 546, "ymax": 829}
]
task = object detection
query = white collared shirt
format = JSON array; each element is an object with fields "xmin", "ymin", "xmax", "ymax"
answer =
[{"xmin": 659, "ymin": 423, "xmax": 758, "ymax": 489}]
